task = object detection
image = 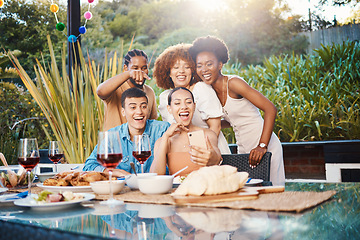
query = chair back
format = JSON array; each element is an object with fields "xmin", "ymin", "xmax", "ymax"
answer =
[{"xmin": 220, "ymin": 152, "xmax": 271, "ymax": 181}]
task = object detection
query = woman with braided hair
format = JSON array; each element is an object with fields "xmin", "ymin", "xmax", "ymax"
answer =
[{"xmin": 97, "ymin": 49, "xmax": 158, "ymax": 131}]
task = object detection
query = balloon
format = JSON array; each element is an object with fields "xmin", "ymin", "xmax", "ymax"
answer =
[
  {"xmin": 79, "ymin": 26, "xmax": 86, "ymax": 34},
  {"xmin": 56, "ymin": 22, "xmax": 66, "ymax": 31},
  {"xmin": 50, "ymin": 4, "xmax": 59, "ymax": 13},
  {"xmin": 0, "ymin": 0, "xmax": 4, "ymax": 8},
  {"xmin": 68, "ymin": 35, "xmax": 77, "ymax": 43},
  {"xmin": 88, "ymin": 0, "xmax": 95, "ymax": 3},
  {"xmin": 84, "ymin": 11, "xmax": 92, "ymax": 20}
]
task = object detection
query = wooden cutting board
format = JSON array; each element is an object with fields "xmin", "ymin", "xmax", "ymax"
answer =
[
  {"xmin": 172, "ymin": 186, "xmax": 285, "ymax": 204},
  {"xmin": 172, "ymin": 188, "xmax": 259, "ymax": 204},
  {"xmin": 243, "ymin": 186, "xmax": 285, "ymax": 194}
]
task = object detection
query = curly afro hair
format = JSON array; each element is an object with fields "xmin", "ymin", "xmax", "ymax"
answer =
[
  {"xmin": 189, "ymin": 36, "xmax": 229, "ymax": 64},
  {"xmin": 153, "ymin": 43, "xmax": 200, "ymax": 90}
]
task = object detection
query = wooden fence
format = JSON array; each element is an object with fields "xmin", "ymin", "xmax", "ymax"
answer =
[{"xmin": 302, "ymin": 23, "xmax": 360, "ymax": 52}]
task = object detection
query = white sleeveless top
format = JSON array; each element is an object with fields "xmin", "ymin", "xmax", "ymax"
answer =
[
  {"xmin": 222, "ymin": 76, "xmax": 285, "ymax": 186},
  {"xmin": 159, "ymin": 82, "xmax": 231, "ymax": 154}
]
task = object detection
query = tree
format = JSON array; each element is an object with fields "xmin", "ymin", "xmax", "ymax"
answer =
[
  {"xmin": 0, "ymin": 0, "xmax": 65, "ymax": 76},
  {"xmin": 318, "ymin": 0, "xmax": 360, "ymax": 6},
  {"xmin": 214, "ymin": 0, "xmax": 309, "ymax": 65}
]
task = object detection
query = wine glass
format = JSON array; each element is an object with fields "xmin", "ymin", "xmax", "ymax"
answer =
[
  {"xmin": 132, "ymin": 134, "xmax": 151, "ymax": 173},
  {"xmin": 48, "ymin": 141, "xmax": 64, "ymax": 173},
  {"xmin": 17, "ymin": 138, "xmax": 40, "ymax": 198},
  {"xmin": 97, "ymin": 131, "xmax": 123, "ymax": 205}
]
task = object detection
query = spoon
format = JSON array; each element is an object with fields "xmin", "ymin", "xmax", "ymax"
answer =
[
  {"xmin": 130, "ymin": 162, "xmax": 137, "ymax": 176},
  {"xmin": 172, "ymin": 166, "xmax": 189, "ymax": 177}
]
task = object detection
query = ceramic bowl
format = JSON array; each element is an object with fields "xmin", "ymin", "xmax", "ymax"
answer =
[
  {"xmin": 125, "ymin": 173, "xmax": 157, "ymax": 190},
  {"xmin": 36, "ymin": 172, "xmax": 57, "ymax": 183},
  {"xmin": 90, "ymin": 180, "xmax": 125, "ymax": 195},
  {"xmin": 138, "ymin": 203, "xmax": 175, "ymax": 218},
  {"xmin": 138, "ymin": 175, "xmax": 174, "ymax": 195}
]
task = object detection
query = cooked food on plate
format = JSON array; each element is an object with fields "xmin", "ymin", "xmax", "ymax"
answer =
[
  {"xmin": 36, "ymin": 190, "xmax": 84, "ymax": 203},
  {"xmin": 43, "ymin": 171, "xmax": 109, "ymax": 186},
  {"xmin": 172, "ymin": 165, "xmax": 248, "ymax": 196}
]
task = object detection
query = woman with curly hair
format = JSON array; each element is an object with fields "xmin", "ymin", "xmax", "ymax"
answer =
[
  {"xmin": 153, "ymin": 44, "xmax": 231, "ymax": 154},
  {"xmin": 189, "ymin": 36, "xmax": 285, "ymax": 186}
]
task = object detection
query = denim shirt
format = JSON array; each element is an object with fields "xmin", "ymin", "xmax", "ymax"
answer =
[{"xmin": 83, "ymin": 120, "xmax": 170, "ymax": 174}]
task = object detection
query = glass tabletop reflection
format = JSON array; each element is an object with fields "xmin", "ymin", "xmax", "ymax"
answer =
[{"xmin": 0, "ymin": 182, "xmax": 359, "ymax": 239}]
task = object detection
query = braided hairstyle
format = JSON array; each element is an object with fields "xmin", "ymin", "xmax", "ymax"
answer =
[{"xmin": 124, "ymin": 49, "xmax": 149, "ymax": 67}]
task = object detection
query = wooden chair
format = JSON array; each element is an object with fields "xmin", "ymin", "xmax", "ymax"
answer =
[{"xmin": 220, "ymin": 152, "xmax": 272, "ymax": 181}]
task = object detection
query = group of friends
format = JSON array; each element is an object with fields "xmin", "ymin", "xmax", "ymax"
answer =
[{"xmin": 83, "ymin": 36, "xmax": 285, "ymax": 186}]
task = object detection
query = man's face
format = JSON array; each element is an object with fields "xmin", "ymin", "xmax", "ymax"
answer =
[
  {"xmin": 121, "ymin": 97, "xmax": 149, "ymax": 132},
  {"xmin": 124, "ymin": 56, "xmax": 149, "ymax": 88}
]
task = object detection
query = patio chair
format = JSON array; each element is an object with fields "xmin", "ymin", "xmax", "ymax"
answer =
[{"xmin": 220, "ymin": 152, "xmax": 272, "ymax": 181}]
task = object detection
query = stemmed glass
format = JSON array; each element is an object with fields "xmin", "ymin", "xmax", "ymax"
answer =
[
  {"xmin": 48, "ymin": 141, "xmax": 64, "ymax": 173},
  {"xmin": 97, "ymin": 131, "xmax": 123, "ymax": 205},
  {"xmin": 17, "ymin": 138, "xmax": 40, "ymax": 198},
  {"xmin": 132, "ymin": 134, "xmax": 151, "ymax": 173}
]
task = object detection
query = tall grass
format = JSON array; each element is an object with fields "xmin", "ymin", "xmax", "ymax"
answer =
[{"xmin": 9, "ymin": 36, "xmax": 124, "ymax": 163}]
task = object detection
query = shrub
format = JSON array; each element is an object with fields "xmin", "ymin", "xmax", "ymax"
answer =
[
  {"xmin": 223, "ymin": 41, "xmax": 360, "ymax": 142},
  {"xmin": 0, "ymin": 82, "xmax": 50, "ymax": 164}
]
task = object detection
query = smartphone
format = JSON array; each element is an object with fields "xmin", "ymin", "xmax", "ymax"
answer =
[{"xmin": 188, "ymin": 130, "xmax": 207, "ymax": 149}]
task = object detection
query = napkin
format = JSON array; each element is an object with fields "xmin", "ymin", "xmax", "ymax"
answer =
[{"xmin": 4, "ymin": 191, "xmax": 28, "ymax": 201}]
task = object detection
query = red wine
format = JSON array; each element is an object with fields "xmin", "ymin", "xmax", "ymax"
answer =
[
  {"xmin": 97, "ymin": 153, "xmax": 122, "ymax": 169},
  {"xmin": 132, "ymin": 151, "xmax": 151, "ymax": 164},
  {"xmin": 48, "ymin": 153, "xmax": 64, "ymax": 164},
  {"xmin": 18, "ymin": 157, "xmax": 40, "ymax": 171}
]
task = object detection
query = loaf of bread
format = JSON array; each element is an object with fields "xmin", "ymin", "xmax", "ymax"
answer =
[{"xmin": 172, "ymin": 165, "xmax": 248, "ymax": 196}]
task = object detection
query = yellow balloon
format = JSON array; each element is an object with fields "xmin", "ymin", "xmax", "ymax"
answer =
[
  {"xmin": 50, "ymin": 4, "xmax": 59, "ymax": 13},
  {"xmin": 0, "ymin": 0, "xmax": 4, "ymax": 8}
]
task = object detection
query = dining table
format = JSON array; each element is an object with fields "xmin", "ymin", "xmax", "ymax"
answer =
[{"xmin": 0, "ymin": 181, "xmax": 359, "ymax": 240}]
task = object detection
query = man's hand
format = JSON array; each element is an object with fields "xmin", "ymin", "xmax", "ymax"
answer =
[
  {"xmin": 129, "ymin": 69, "xmax": 151, "ymax": 86},
  {"xmin": 104, "ymin": 168, "xmax": 130, "ymax": 178}
]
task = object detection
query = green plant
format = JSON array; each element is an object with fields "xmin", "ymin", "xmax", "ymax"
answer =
[
  {"xmin": 9, "ymin": 36, "xmax": 125, "ymax": 164},
  {"xmin": 0, "ymin": 50, "xmax": 21, "ymax": 79},
  {"xmin": 223, "ymin": 41, "xmax": 360, "ymax": 142},
  {"xmin": 0, "ymin": 81, "xmax": 50, "ymax": 164}
]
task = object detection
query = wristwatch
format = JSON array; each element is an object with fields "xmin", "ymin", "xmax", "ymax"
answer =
[{"xmin": 258, "ymin": 143, "xmax": 267, "ymax": 149}]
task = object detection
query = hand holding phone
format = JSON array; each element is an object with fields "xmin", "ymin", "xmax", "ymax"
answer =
[{"xmin": 187, "ymin": 130, "xmax": 207, "ymax": 149}]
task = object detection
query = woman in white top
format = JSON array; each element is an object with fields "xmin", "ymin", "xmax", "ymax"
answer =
[
  {"xmin": 153, "ymin": 44, "xmax": 231, "ymax": 154},
  {"xmin": 188, "ymin": 36, "xmax": 285, "ymax": 186}
]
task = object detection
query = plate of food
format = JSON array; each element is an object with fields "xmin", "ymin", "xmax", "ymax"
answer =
[
  {"xmin": 37, "ymin": 183, "xmax": 93, "ymax": 193},
  {"xmin": 37, "ymin": 171, "xmax": 110, "ymax": 193},
  {"xmin": 14, "ymin": 191, "xmax": 95, "ymax": 211}
]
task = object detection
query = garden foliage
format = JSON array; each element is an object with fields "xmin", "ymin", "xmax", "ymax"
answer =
[
  {"xmin": 0, "ymin": 82, "xmax": 50, "ymax": 164},
  {"xmin": 8, "ymin": 36, "xmax": 125, "ymax": 164},
  {"xmin": 223, "ymin": 41, "xmax": 360, "ymax": 142}
]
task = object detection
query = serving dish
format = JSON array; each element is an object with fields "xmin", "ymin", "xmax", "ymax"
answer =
[{"xmin": 14, "ymin": 193, "xmax": 95, "ymax": 211}]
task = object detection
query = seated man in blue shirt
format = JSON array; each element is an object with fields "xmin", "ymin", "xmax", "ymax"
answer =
[{"xmin": 83, "ymin": 88, "xmax": 170, "ymax": 177}]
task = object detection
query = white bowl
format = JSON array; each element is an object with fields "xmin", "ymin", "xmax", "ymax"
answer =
[
  {"xmin": 138, "ymin": 204, "xmax": 175, "ymax": 218},
  {"xmin": 138, "ymin": 175, "xmax": 174, "ymax": 195},
  {"xmin": 36, "ymin": 172, "xmax": 57, "ymax": 183},
  {"xmin": 125, "ymin": 173, "xmax": 157, "ymax": 190},
  {"xmin": 90, "ymin": 180, "xmax": 125, "ymax": 195}
]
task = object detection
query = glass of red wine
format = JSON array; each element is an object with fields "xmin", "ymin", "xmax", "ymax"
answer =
[
  {"xmin": 17, "ymin": 138, "xmax": 40, "ymax": 198},
  {"xmin": 132, "ymin": 134, "xmax": 151, "ymax": 173},
  {"xmin": 48, "ymin": 141, "xmax": 64, "ymax": 173},
  {"xmin": 97, "ymin": 131, "xmax": 123, "ymax": 205}
]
